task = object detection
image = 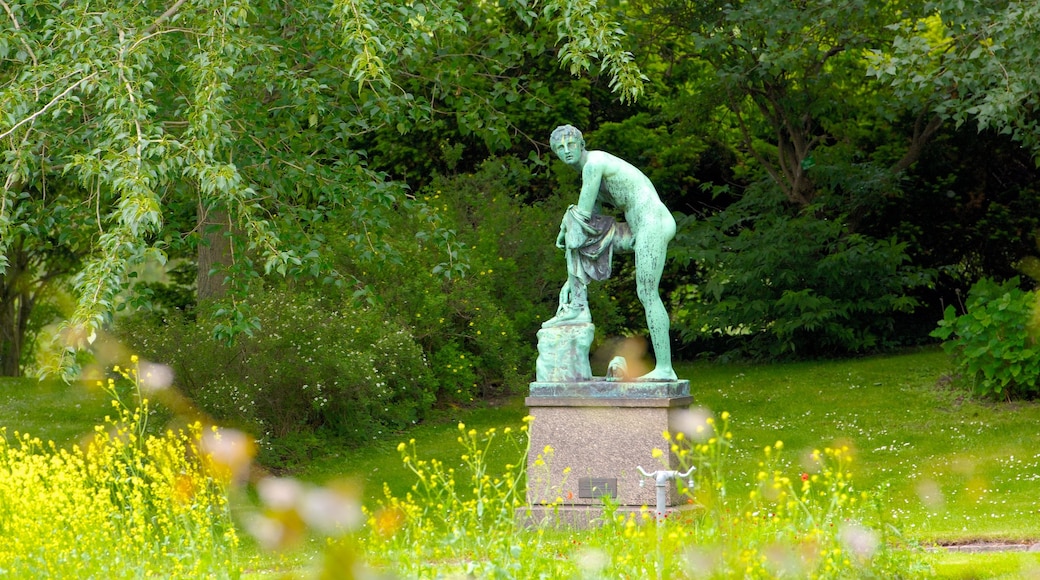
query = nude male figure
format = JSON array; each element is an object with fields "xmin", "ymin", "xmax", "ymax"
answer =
[{"xmin": 543, "ymin": 124, "xmax": 677, "ymax": 381}]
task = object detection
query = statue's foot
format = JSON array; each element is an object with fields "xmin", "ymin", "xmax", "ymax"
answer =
[
  {"xmin": 606, "ymin": 356, "xmax": 628, "ymax": 381},
  {"xmin": 637, "ymin": 367, "xmax": 678, "ymax": 381},
  {"xmin": 541, "ymin": 304, "xmax": 591, "ymax": 328}
]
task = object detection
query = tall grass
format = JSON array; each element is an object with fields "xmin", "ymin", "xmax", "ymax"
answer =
[
  {"xmin": 0, "ymin": 362, "xmax": 242, "ymax": 578},
  {"xmin": 346, "ymin": 414, "xmax": 933, "ymax": 578}
]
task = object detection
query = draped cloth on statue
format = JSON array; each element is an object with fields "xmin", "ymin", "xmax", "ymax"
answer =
[{"xmin": 562, "ymin": 205, "xmax": 632, "ymax": 285}]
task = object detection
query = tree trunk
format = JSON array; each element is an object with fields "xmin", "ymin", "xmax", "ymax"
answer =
[
  {"xmin": 196, "ymin": 203, "xmax": 234, "ymax": 302},
  {"xmin": 0, "ymin": 301, "xmax": 23, "ymax": 377},
  {"xmin": 0, "ymin": 294, "xmax": 34, "ymax": 377},
  {"xmin": 0, "ymin": 248, "xmax": 34, "ymax": 377},
  {"xmin": 890, "ymin": 114, "xmax": 943, "ymax": 175}
]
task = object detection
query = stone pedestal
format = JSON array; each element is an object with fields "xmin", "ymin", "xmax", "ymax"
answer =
[
  {"xmin": 535, "ymin": 323, "xmax": 594, "ymax": 382},
  {"xmin": 523, "ymin": 379, "xmax": 693, "ymax": 527}
]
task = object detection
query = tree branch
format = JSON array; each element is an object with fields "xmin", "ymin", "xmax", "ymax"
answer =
[
  {"xmin": 890, "ymin": 113, "xmax": 943, "ymax": 174},
  {"xmin": 733, "ymin": 102, "xmax": 790, "ymax": 200},
  {"xmin": 144, "ymin": 0, "xmax": 189, "ymax": 36},
  {"xmin": 0, "ymin": 73, "xmax": 98, "ymax": 142},
  {"xmin": 0, "ymin": 0, "xmax": 38, "ymax": 68},
  {"xmin": 807, "ymin": 45, "xmax": 845, "ymax": 78}
]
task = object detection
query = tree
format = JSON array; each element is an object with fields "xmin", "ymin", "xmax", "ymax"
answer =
[
  {"xmin": 877, "ymin": 1, "xmax": 1040, "ymax": 163},
  {"xmin": 594, "ymin": 0, "xmax": 950, "ymax": 358},
  {"xmin": 0, "ymin": 182, "xmax": 93, "ymax": 375},
  {"xmin": 871, "ymin": 1, "xmax": 1040, "ymax": 314},
  {"xmin": 0, "ymin": 0, "xmax": 646, "ymax": 376},
  {"xmin": 625, "ymin": 0, "xmax": 938, "ymax": 209}
]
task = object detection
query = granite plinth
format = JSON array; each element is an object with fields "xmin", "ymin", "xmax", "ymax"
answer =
[
  {"xmin": 517, "ymin": 503, "xmax": 700, "ymax": 530},
  {"xmin": 529, "ymin": 378, "xmax": 690, "ymax": 399},
  {"xmin": 524, "ymin": 384, "xmax": 694, "ymax": 525}
]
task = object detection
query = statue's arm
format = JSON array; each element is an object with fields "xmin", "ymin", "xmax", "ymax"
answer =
[
  {"xmin": 578, "ymin": 155, "xmax": 605, "ymax": 214},
  {"xmin": 556, "ymin": 153, "xmax": 605, "ymax": 248}
]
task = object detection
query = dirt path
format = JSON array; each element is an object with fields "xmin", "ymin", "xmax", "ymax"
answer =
[{"xmin": 931, "ymin": 542, "xmax": 1040, "ymax": 553}]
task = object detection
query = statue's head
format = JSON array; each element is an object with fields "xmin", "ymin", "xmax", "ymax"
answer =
[
  {"xmin": 550, "ymin": 125, "xmax": 585, "ymax": 164},
  {"xmin": 550, "ymin": 125, "xmax": 584, "ymax": 148}
]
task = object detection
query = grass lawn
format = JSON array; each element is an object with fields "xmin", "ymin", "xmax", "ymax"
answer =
[
  {"xmin": 0, "ymin": 377, "xmax": 111, "ymax": 444},
  {"xmin": 934, "ymin": 552, "xmax": 1040, "ymax": 579},
  {"xmin": 3, "ymin": 347, "xmax": 1039, "ymax": 577},
  {"xmin": 686, "ymin": 348, "xmax": 1040, "ymax": 545},
  {"xmin": 296, "ymin": 395, "xmax": 530, "ymax": 498}
]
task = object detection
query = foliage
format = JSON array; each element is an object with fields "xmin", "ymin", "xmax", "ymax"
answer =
[
  {"xmin": 354, "ymin": 1, "xmax": 646, "ymax": 189},
  {"xmin": 0, "ymin": 374, "xmax": 241, "ymax": 578},
  {"xmin": 645, "ymin": 0, "xmax": 934, "ymax": 208},
  {"xmin": 873, "ymin": 126, "xmax": 1040, "ymax": 289},
  {"xmin": 0, "ymin": 181, "xmax": 94, "ymax": 376},
  {"xmin": 931, "ymin": 277, "xmax": 1040, "ymax": 399},
  {"xmin": 116, "ymin": 158, "xmax": 590, "ymax": 464},
  {"xmin": 7, "ymin": 0, "xmax": 1040, "ymax": 377},
  {"xmin": 877, "ymin": 2, "xmax": 1040, "ymax": 162},
  {"xmin": 867, "ymin": 1, "xmax": 1040, "ymax": 327},
  {"xmin": 117, "ymin": 288, "xmax": 436, "ymax": 463},
  {"xmin": 672, "ymin": 185, "xmax": 933, "ymax": 359},
  {"xmin": 0, "ymin": 0, "xmax": 646, "ymax": 377},
  {"xmin": 588, "ymin": 113, "xmax": 732, "ymax": 215},
  {"xmin": 329, "ymin": 157, "xmax": 624, "ymax": 399},
  {"xmin": 593, "ymin": 0, "xmax": 955, "ymax": 357}
]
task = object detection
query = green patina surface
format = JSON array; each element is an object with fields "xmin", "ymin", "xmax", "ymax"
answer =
[
  {"xmin": 528, "ymin": 379, "xmax": 690, "ymax": 399},
  {"xmin": 545, "ymin": 124, "xmax": 678, "ymax": 382}
]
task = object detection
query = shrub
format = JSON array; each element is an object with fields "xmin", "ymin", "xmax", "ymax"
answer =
[
  {"xmin": 118, "ymin": 288, "xmax": 436, "ymax": 462},
  {"xmin": 931, "ymin": 277, "xmax": 1040, "ymax": 399},
  {"xmin": 328, "ymin": 157, "xmax": 587, "ymax": 400},
  {"xmin": 117, "ymin": 158, "xmax": 577, "ymax": 461},
  {"xmin": 672, "ymin": 185, "xmax": 932, "ymax": 359}
]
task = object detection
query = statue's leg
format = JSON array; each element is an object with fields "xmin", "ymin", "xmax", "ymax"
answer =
[
  {"xmin": 556, "ymin": 280, "xmax": 572, "ymax": 314},
  {"xmin": 543, "ymin": 212, "xmax": 604, "ymax": 328},
  {"xmin": 571, "ymin": 277, "xmax": 588, "ymax": 309},
  {"xmin": 542, "ymin": 275, "xmax": 591, "ymax": 328},
  {"xmin": 632, "ymin": 215, "xmax": 677, "ymax": 381}
]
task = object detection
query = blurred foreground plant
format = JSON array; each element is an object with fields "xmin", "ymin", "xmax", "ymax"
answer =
[
  {"xmin": 667, "ymin": 410, "xmax": 930, "ymax": 578},
  {"xmin": 358, "ymin": 419, "xmax": 533, "ymax": 577},
  {"xmin": 4, "ymin": 355, "xmax": 931, "ymax": 578},
  {"xmin": 0, "ymin": 360, "xmax": 242, "ymax": 578}
]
